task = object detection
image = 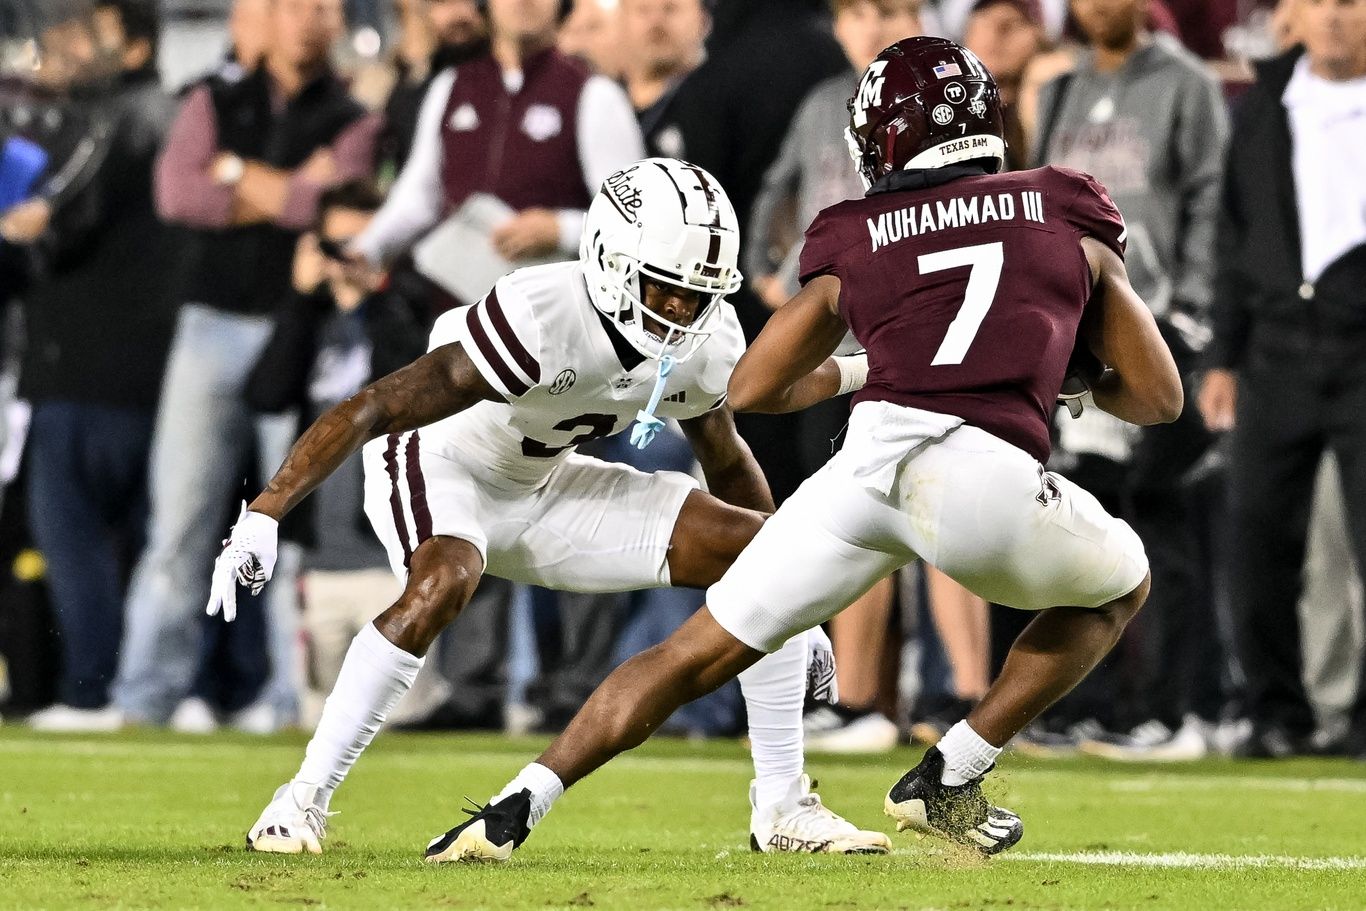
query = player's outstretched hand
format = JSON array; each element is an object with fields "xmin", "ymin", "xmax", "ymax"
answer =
[{"xmin": 206, "ymin": 503, "xmax": 280, "ymax": 622}]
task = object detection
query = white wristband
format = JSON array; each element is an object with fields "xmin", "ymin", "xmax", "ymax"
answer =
[{"xmin": 834, "ymin": 354, "xmax": 869, "ymax": 397}]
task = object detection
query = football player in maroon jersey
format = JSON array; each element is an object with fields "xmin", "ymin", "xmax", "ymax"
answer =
[{"xmin": 440, "ymin": 36, "xmax": 1182, "ymax": 862}]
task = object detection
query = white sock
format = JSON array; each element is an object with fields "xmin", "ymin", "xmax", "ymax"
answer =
[
  {"xmin": 938, "ymin": 720, "xmax": 1001, "ymax": 787},
  {"xmin": 295, "ymin": 623, "xmax": 423, "ymax": 806},
  {"xmin": 492, "ymin": 762, "xmax": 564, "ymax": 827},
  {"xmin": 739, "ymin": 632, "xmax": 807, "ymax": 811}
]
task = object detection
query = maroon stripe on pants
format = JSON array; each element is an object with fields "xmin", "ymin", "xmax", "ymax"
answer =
[
  {"xmin": 405, "ymin": 431, "xmax": 433, "ymax": 545},
  {"xmin": 383, "ymin": 433, "xmax": 414, "ymax": 569}
]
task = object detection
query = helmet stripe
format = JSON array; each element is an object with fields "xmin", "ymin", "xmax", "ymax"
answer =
[
  {"xmin": 651, "ymin": 161, "xmax": 690, "ymax": 220},
  {"xmin": 683, "ymin": 164, "xmax": 722, "ymax": 227}
]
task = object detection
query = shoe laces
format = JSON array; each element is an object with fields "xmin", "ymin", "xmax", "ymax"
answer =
[{"xmin": 303, "ymin": 804, "xmax": 334, "ymax": 840}]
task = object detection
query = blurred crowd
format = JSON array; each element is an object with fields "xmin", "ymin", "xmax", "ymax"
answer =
[{"xmin": 1, "ymin": 0, "xmax": 1364, "ymax": 764}]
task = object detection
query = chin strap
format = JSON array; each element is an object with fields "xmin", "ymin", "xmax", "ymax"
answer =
[{"xmin": 630, "ymin": 354, "xmax": 676, "ymax": 450}]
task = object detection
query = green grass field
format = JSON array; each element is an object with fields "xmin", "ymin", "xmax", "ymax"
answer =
[{"xmin": 2, "ymin": 728, "xmax": 1363, "ymax": 910}]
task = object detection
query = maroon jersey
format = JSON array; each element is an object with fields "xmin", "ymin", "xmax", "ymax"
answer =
[
  {"xmin": 440, "ymin": 49, "xmax": 593, "ymax": 215},
  {"xmin": 799, "ymin": 166, "xmax": 1126, "ymax": 463}
]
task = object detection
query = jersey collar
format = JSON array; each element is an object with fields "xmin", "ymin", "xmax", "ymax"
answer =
[
  {"xmin": 592, "ymin": 308, "xmax": 648, "ymax": 372},
  {"xmin": 867, "ymin": 162, "xmax": 992, "ymax": 197}
]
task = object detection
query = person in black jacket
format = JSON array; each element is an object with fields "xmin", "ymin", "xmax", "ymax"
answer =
[
  {"xmin": 651, "ymin": 0, "xmax": 848, "ymax": 505},
  {"xmin": 112, "ymin": 0, "xmax": 380, "ymax": 733},
  {"xmin": 1198, "ymin": 0, "xmax": 1366, "ymax": 760},
  {"xmin": 245, "ymin": 181, "xmax": 433, "ymax": 725},
  {"xmin": 0, "ymin": 0, "xmax": 179, "ymax": 732}
]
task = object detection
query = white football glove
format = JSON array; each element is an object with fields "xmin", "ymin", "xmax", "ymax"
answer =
[
  {"xmin": 805, "ymin": 626, "xmax": 839, "ymax": 706},
  {"xmin": 206, "ymin": 502, "xmax": 279, "ymax": 623}
]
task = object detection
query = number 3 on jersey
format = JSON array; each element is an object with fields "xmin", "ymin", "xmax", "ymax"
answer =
[{"xmin": 922, "ymin": 241, "xmax": 1004, "ymax": 366}]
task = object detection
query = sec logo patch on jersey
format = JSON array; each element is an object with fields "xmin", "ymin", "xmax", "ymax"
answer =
[{"xmin": 550, "ymin": 369, "xmax": 577, "ymax": 395}]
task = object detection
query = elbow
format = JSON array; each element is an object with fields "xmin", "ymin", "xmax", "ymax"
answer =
[
  {"xmin": 347, "ymin": 387, "xmax": 388, "ymax": 436},
  {"xmin": 1155, "ymin": 391, "xmax": 1185, "ymax": 425},
  {"xmin": 726, "ymin": 374, "xmax": 767, "ymax": 414},
  {"xmin": 1145, "ymin": 381, "xmax": 1185, "ymax": 425}
]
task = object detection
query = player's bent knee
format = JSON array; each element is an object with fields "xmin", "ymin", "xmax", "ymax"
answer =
[
  {"xmin": 667, "ymin": 492, "xmax": 766, "ymax": 587},
  {"xmin": 1099, "ymin": 570, "xmax": 1151, "ymax": 627},
  {"xmin": 376, "ymin": 537, "xmax": 483, "ymax": 654}
]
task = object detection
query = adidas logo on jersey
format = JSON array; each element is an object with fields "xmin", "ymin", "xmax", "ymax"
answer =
[{"xmin": 663, "ymin": 391, "xmax": 687, "ymax": 404}]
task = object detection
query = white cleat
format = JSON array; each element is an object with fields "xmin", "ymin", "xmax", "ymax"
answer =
[
  {"xmin": 229, "ymin": 700, "xmax": 291, "ymax": 735},
  {"xmin": 168, "ymin": 697, "xmax": 219, "ymax": 734},
  {"xmin": 26, "ymin": 704, "xmax": 125, "ymax": 732},
  {"xmin": 246, "ymin": 782, "xmax": 330, "ymax": 855},
  {"xmin": 749, "ymin": 774, "xmax": 891, "ymax": 855},
  {"xmin": 1079, "ymin": 716, "xmax": 1213, "ymax": 763},
  {"xmin": 805, "ymin": 708, "xmax": 900, "ymax": 754}
]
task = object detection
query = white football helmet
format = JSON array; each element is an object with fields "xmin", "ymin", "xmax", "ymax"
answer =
[{"xmin": 581, "ymin": 158, "xmax": 743, "ymax": 362}]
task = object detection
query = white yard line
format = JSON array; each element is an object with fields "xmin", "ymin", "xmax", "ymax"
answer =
[
  {"xmin": 1004, "ymin": 851, "xmax": 1366, "ymax": 871},
  {"xmin": 1013, "ymin": 770, "xmax": 1366, "ymax": 794}
]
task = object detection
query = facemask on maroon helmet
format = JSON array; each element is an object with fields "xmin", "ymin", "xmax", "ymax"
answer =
[{"xmin": 845, "ymin": 36, "xmax": 1007, "ymax": 189}]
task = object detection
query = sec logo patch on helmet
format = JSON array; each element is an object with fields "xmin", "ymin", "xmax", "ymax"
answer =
[
  {"xmin": 932, "ymin": 104, "xmax": 955, "ymax": 126},
  {"xmin": 550, "ymin": 369, "xmax": 577, "ymax": 395}
]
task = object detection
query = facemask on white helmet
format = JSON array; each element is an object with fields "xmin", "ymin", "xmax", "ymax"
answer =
[{"xmin": 581, "ymin": 159, "xmax": 743, "ymax": 365}]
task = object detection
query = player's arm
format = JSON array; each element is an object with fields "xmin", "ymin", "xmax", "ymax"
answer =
[
  {"xmin": 727, "ymin": 276, "xmax": 862, "ymax": 414},
  {"xmin": 679, "ymin": 405, "xmax": 776, "ymax": 514},
  {"xmin": 1078, "ymin": 237, "xmax": 1184, "ymax": 425},
  {"xmin": 249, "ymin": 342, "xmax": 500, "ymax": 521}
]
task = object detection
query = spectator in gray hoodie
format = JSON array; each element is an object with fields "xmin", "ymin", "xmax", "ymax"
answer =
[
  {"xmin": 1034, "ymin": 0, "xmax": 1226, "ymax": 320},
  {"xmin": 1028, "ymin": 0, "xmax": 1230, "ymax": 756},
  {"xmin": 746, "ymin": 0, "xmax": 922, "ymax": 311}
]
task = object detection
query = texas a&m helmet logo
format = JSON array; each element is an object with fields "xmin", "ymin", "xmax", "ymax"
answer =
[{"xmin": 851, "ymin": 60, "xmax": 889, "ymax": 129}]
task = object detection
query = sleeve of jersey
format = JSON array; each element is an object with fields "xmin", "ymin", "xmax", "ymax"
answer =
[
  {"xmin": 449, "ymin": 284, "xmax": 544, "ymax": 401},
  {"xmin": 1063, "ymin": 170, "xmax": 1128, "ymax": 258},
  {"xmin": 701, "ymin": 306, "xmax": 747, "ymax": 413},
  {"xmin": 797, "ymin": 211, "xmax": 845, "ymax": 286}
]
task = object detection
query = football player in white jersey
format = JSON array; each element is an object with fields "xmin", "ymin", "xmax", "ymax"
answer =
[{"xmin": 206, "ymin": 158, "xmax": 887, "ymax": 859}]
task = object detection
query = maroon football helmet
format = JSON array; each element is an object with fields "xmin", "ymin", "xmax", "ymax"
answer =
[{"xmin": 846, "ymin": 36, "xmax": 1006, "ymax": 187}]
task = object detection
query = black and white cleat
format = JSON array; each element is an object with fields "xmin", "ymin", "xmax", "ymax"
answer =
[
  {"xmin": 424, "ymin": 790, "xmax": 533, "ymax": 864},
  {"xmin": 884, "ymin": 747, "xmax": 1023, "ymax": 855}
]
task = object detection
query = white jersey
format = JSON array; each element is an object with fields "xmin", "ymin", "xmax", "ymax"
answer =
[{"xmin": 421, "ymin": 260, "xmax": 745, "ymax": 486}]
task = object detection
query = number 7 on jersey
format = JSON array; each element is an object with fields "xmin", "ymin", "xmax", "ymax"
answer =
[{"xmin": 921, "ymin": 241, "xmax": 1004, "ymax": 366}]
